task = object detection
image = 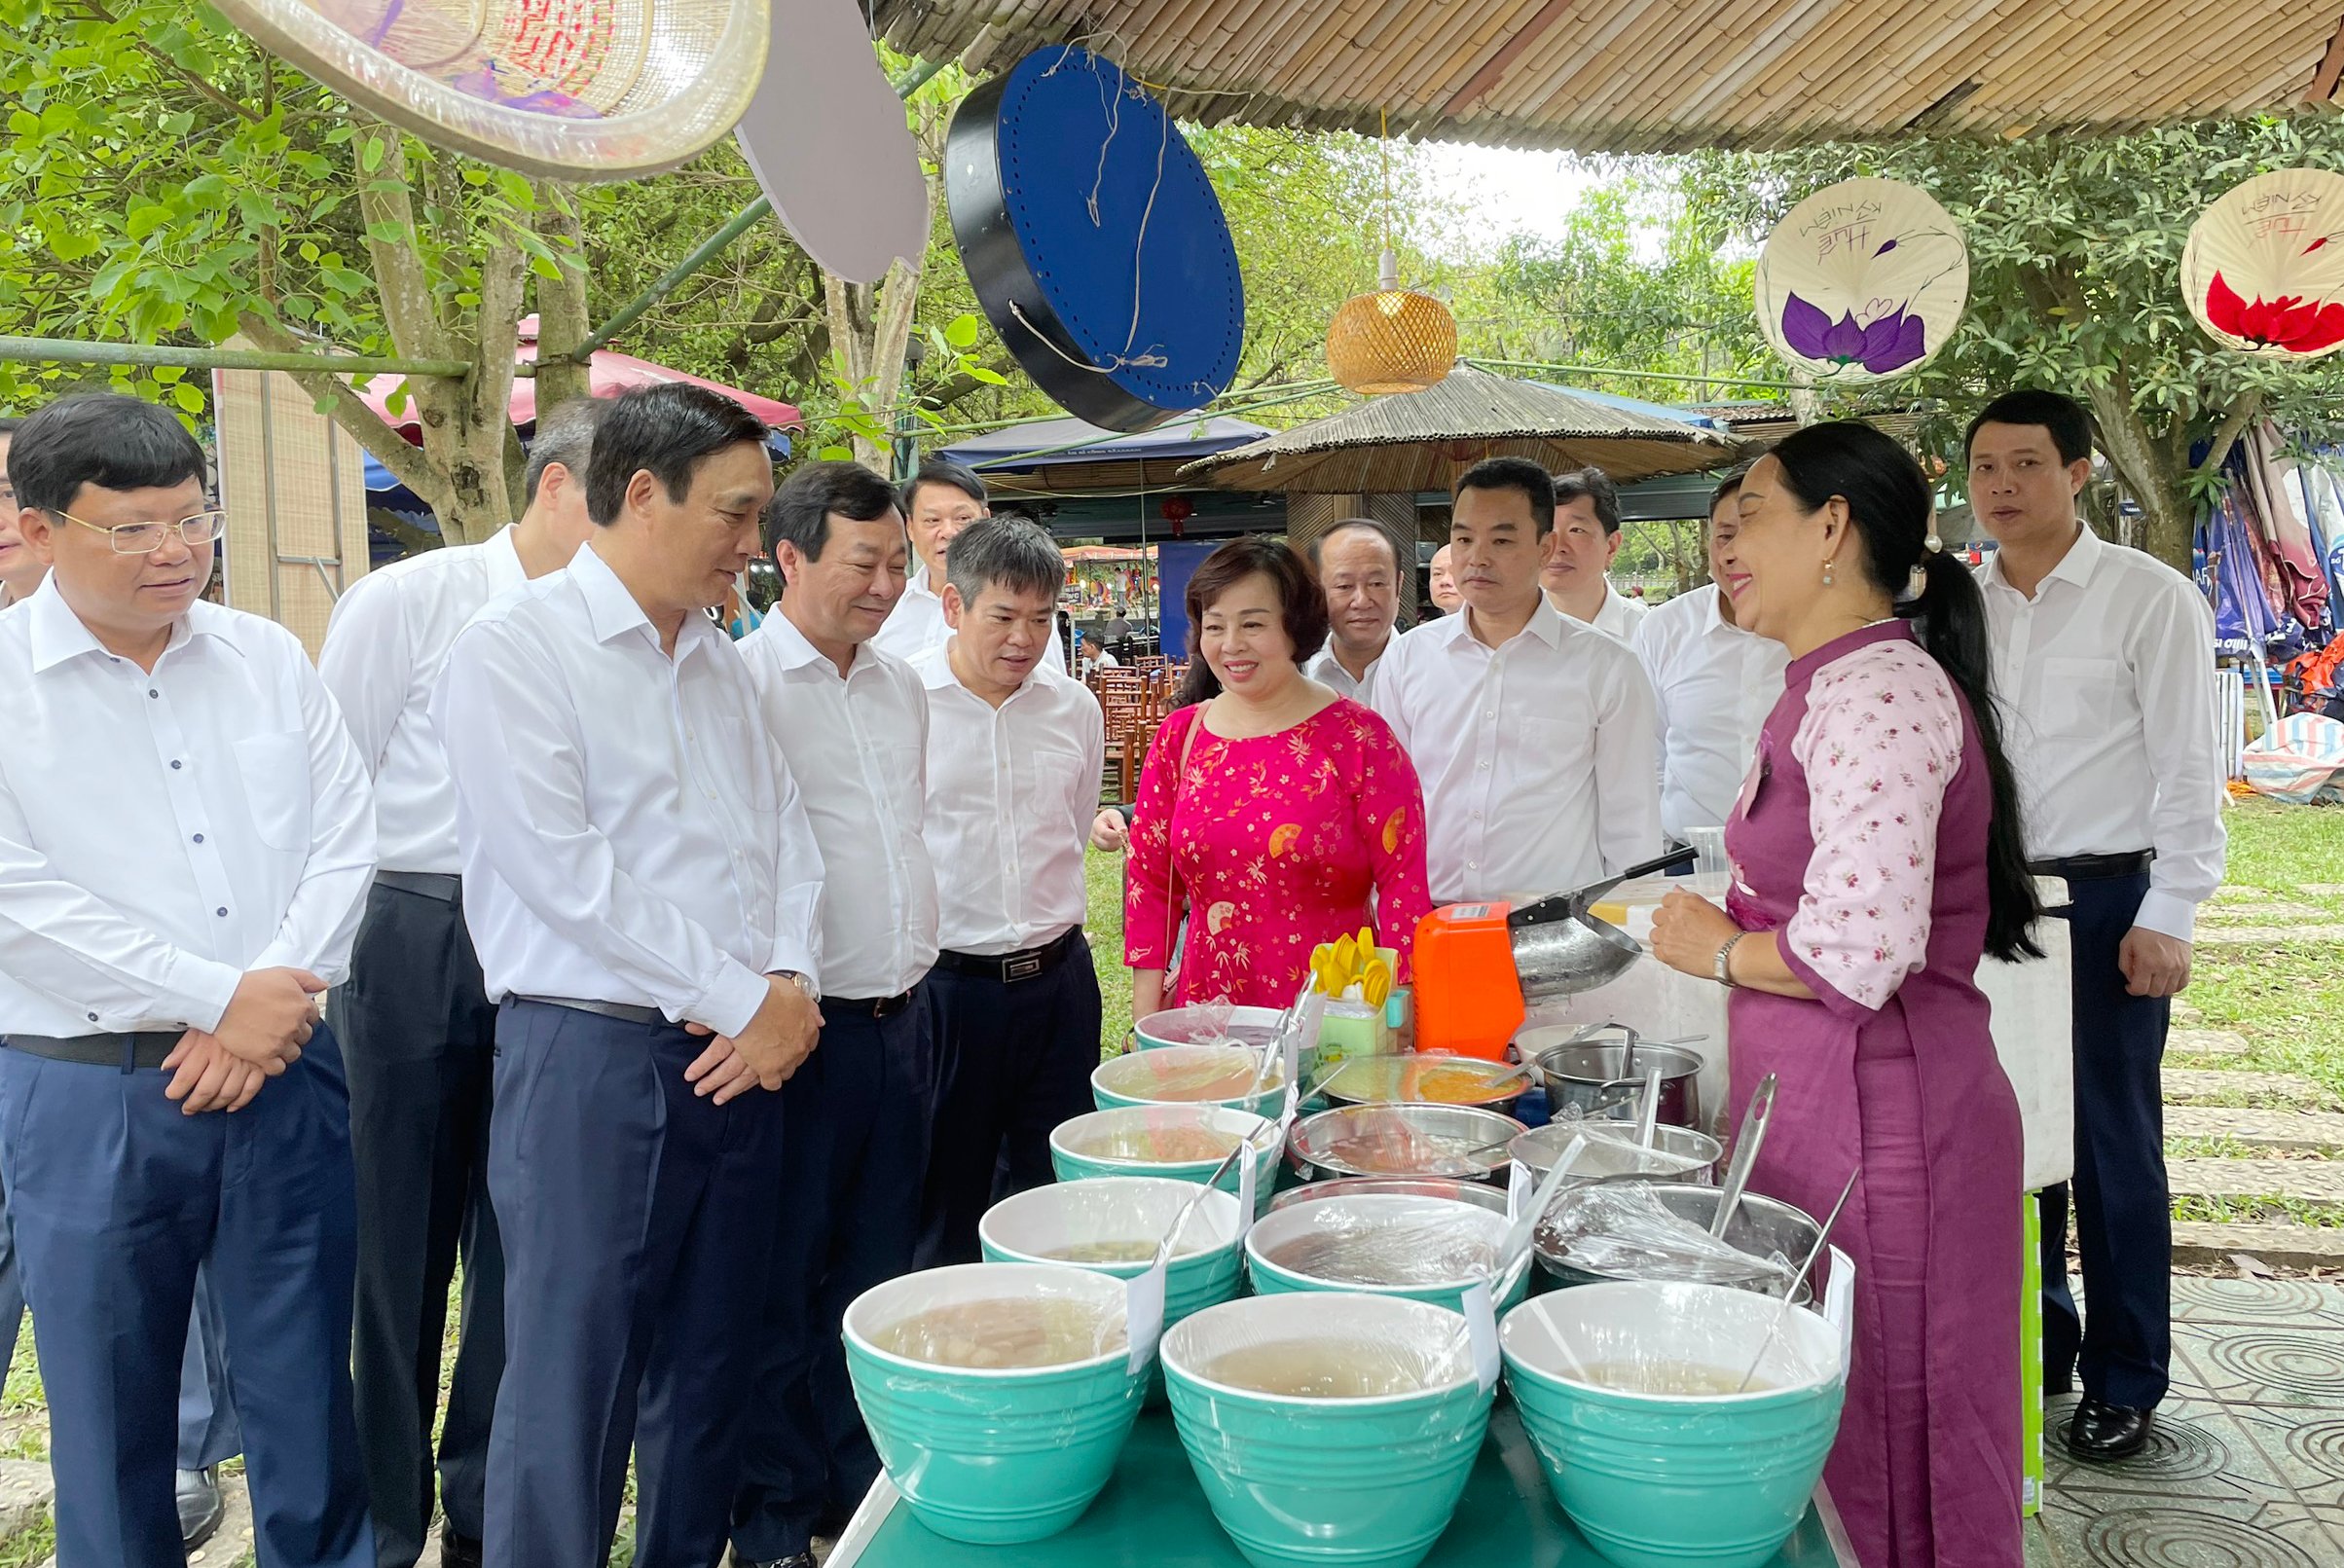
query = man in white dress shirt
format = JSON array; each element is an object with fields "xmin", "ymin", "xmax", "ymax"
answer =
[
  {"xmin": 909, "ymin": 518, "xmax": 1108, "ymax": 1267},
  {"xmin": 0, "ymin": 394, "xmax": 378, "ymax": 1567},
  {"xmin": 872, "ymin": 456, "xmax": 1068, "ymax": 673},
  {"xmin": 0, "ymin": 411, "xmax": 244, "ymax": 1551},
  {"xmin": 1632, "ymin": 466, "xmax": 1789, "ymax": 844},
  {"xmin": 732, "ymin": 461, "xmax": 940, "ymax": 1568},
  {"xmin": 1374, "ymin": 456, "xmax": 1661, "ymax": 903},
  {"xmin": 317, "ymin": 396, "xmax": 604, "ymax": 1568},
  {"xmin": 1544, "ymin": 466, "xmax": 1650, "ymax": 643},
  {"xmin": 1302, "ymin": 518, "xmax": 1402, "ymax": 700},
  {"xmin": 1968, "ymin": 389, "xmax": 2226, "ymax": 1462},
  {"xmin": 434, "ymin": 383, "xmax": 825, "ymax": 1567}
]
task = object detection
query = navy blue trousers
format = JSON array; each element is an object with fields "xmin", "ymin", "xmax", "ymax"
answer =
[
  {"xmin": 486, "ymin": 1000, "xmax": 784, "ymax": 1568},
  {"xmin": 731, "ymin": 991, "xmax": 934, "ymax": 1561},
  {"xmin": 2038, "ymin": 872, "xmax": 2173, "ymax": 1409},
  {"xmin": 914, "ymin": 943, "xmax": 1103, "ymax": 1267},
  {"xmin": 337, "ymin": 882, "xmax": 502, "ymax": 1567},
  {"xmin": 0, "ymin": 1025, "xmax": 372, "ymax": 1568}
]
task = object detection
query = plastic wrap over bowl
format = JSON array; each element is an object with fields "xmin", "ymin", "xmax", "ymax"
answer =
[
  {"xmin": 1048, "ymin": 1105, "xmax": 1282, "ymax": 1218},
  {"xmin": 1092, "ymin": 1043, "xmax": 1286, "ymax": 1113},
  {"xmin": 1246, "ymin": 1192, "xmax": 1528, "ymax": 1315}
]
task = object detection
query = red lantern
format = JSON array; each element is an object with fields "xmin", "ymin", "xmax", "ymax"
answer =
[{"xmin": 1161, "ymin": 494, "xmax": 1193, "ymax": 538}]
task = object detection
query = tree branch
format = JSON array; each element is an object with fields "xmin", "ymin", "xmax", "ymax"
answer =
[
  {"xmin": 2192, "ymin": 391, "xmax": 2266, "ymax": 486},
  {"xmin": 73, "ymin": 0, "xmax": 263, "ymax": 124},
  {"xmin": 235, "ymin": 310, "xmax": 448, "ymax": 508},
  {"xmin": 353, "ymin": 125, "xmax": 453, "ymax": 362},
  {"xmin": 530, "ymin": 180, "xmax": 593, "ymax": 413}
]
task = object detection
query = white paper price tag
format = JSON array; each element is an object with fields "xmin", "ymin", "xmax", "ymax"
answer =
[
  {"xmin": 1125, "ymin": 1261, "xmax": 1168, "ymax": 1377},
  {"xmin": 1234, "ymin": 1150, "xmax": 1259, "ymax": 1242},
  {"xmin": 1460, "ymin": 1280, "xmax": 1502, "ymax": 1394},
  {"xmin": 1507, "ymin": 1159, "xmax": 1532, "ymax": 1222}
]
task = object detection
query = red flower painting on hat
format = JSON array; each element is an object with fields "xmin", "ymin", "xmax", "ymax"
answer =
[{"xmin": 2201, "ymin": 269, "xmax": 2344, "ymax": 355}]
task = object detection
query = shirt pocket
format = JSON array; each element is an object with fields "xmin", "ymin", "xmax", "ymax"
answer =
[
  {"xmin": 713, "ymin": 716, "xmax": 781, "ymax": 814},
  {"xmin": 233, "ymin": 731, "xmax": 312, "ymax": 853},
  {"xmin": 1022, "ymin": 744, "xmax": 1089, "ymax": 822},
  {"xmin": 2037, "ymin": 655, "xmax": 2131, "ymax": 741}
]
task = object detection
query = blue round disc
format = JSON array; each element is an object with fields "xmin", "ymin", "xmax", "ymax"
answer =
[{"xmin": 947, "ymin": 48, "xmax": 1245, "ymax": 431}]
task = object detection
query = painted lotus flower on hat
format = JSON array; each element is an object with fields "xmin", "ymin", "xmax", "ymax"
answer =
[
  {"xmin": 2200, "ymin": 272, "xmax": 2344, "ymax": 354},
  {"xmin": 1779, "ymin": 292, "xmax": 1930, "ymax": 376},
  {"xmin": 1755, "ymin": 178, "xmax": 1969, "ymax": 384}
]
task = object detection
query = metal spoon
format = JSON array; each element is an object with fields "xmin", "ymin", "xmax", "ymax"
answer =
[
  {"xmin": 1734, "ymin": 1165, "xmax": 1860, "ymax": 1393},
  {"xmin": 1634, "ymin": 1065, "xmax": 1665, "ymax": 1149},
  {"xmin": 1708, "ymin": 1073, "xmax": 1776, "ymax": 1239}
]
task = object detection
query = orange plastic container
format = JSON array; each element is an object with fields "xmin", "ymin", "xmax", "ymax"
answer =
[{"xmin": 1409, "ymin": 902, "xmax": 1528, "ymax": 1061}]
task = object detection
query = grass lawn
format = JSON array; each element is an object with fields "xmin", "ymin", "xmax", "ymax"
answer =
[
  {"xmin": 1085, "ymin": 846, "xmax": 1133, "ymax": 1054},
  {"xmin": 2179, "ymin": 795, "xmax": 2344, "ymax": 1103}
]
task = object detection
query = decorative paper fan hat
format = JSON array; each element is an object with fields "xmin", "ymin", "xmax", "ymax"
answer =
[
  {"xmin": 944, "ymin": 47, "xmax": 1245, "ymax": 433},
  {"xmin": 214, "ymin": 0, "xmax": 769, "ymax": 181},
  {"xmin": 733, "ymin": 0, "xmax": 929, "ymax": 285},
  {"xmin": 1755, "ymin": 177, "xmax": 1969, "ymax": 384},
  {"xmin": 2181, "ymin": 169, "xmax": 2344, "ymax": 358}
]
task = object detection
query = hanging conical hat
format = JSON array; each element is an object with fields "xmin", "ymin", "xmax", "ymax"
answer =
[
  {"xmin": 1755, "ymin": 177, "xmax": 1968, "ymax": 385},
  {"xmin": 214, "ymin": 0, "xmax": 769, "ymax": 181},
  {"xmin": 733, "ymin": 0, "xmax": 929, "ymax": 285},
  {"xmin": 2181, "ymin": 169, "xmax": 2344, "ymax": 359}
]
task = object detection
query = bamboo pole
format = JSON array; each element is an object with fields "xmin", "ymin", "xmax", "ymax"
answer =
[{"xmin": 0, "ymin": 336, "xmax": 471, "ymax": 379}]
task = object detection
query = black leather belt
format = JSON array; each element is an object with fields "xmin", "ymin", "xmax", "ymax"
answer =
[
  {"xmin": 507, "ymin": 995, "xmax": 666, "ymax": 1028},
  {"xmin": 4, "ymin": 1031, "xmax": 183, "ymax": 1071},
  {"xmin": 828, "ymin": 990, "xmax": 917, "ymax": 1019},
  {"xmin": 379, "ymin": 870, "xmax": 461, "ymax": 901},
  {"xmin": 933, "ymin": 929, "xmax": 1083, "ymax": 986},
  {"xmin": 2028, "ymin": 851, "xmax": 2154, "ymax": 882}
]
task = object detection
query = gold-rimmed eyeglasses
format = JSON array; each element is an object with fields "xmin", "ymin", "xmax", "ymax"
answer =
[{"xmin": 55, "ymin": 508, "xmax": 225, "ymax": 556}]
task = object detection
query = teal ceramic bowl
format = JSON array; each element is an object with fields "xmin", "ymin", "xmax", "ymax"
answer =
[
  {"xmin": 1092, "ymin": 1044, "xmax": 1288, "ymax": 1114},
  {"xmin": 1500, "ymin": 1281, "xmax": 1848, "ymax": 1568},
  {"xmin": 1134, "ymin": 1003, "xmax": 1285, "ymax": 1051},
  {"xmin": 1049, "ymin": 1105, "xmax": 1284, "ymax": 1219},
  {"xmin": 979, "ymin": 1177, "xmax": 1247, "ymax": 1405},
  {"xmin": 1160, "ymin": 1293, "xmax": 1494, "ymax": 1568},
  {"xmin": 1245, "ymin": 1192, "xmax": 1530, "ymax": 1315},
  {"xmin": 841, "ymin": 1263, "xmax": 1146, "ymax": 1545}
]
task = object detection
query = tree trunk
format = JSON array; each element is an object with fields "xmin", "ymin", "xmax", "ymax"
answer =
[{"xmin": 531, "ymin": 179, "xmax": 595, "ymax": 421}]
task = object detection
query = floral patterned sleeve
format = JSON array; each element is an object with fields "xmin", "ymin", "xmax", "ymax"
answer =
[
  {"xmin": 1124, "ymin": 704, "xmax": 1197, "ymax": 971},
  {"xmin": 1345, "ymin": 704, "xmax": 1435, "ymax": 978},
  {"xmin": 1779, "ymin": 643, "xmax": 1965, "ymax": 1017}
]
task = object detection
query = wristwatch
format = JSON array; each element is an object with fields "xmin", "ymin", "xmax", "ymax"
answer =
[
  {"xmin": 776, "ymin": 970, "xmax": 820, "ymax": 1003},
  {"xmin": 1712, "ymin": 933, "xmax": 1746, "ymax": 988}
]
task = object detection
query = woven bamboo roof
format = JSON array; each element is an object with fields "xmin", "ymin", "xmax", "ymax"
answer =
[
  {"xmin": 1179, "ymin": 364, "xmax": 1741, "ymax": 492},
  {"xmin": 874, "ymin": 1, "xmax": 2344, "ymax": 152}
]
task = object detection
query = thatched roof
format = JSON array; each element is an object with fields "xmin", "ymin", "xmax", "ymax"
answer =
[
  {"xmin": 874, "ymin": 1, "xmax": 2344, "ymax": 153},
  {"xmin": 1178, "ymin": 365, "xmax": 1741, "ymax": 492}
]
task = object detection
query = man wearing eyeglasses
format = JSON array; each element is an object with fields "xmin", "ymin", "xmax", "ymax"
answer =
[{"xmin": 0, "ymin": 394, "xmax": 378, "ymax": 1566}]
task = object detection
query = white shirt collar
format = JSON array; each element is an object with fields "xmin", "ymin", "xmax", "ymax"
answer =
[
  {"xmin": 482, "ymin": 525, "xmax": 530, "ymax": 597},
  {"xmin": 1987, "ymin": 520, "xmax": 2104, "ymax": 600},
  {"xmin": 26, "ymin": 573, "xmax": 220, "ymax": 675},
  {"xmin": 1447, "ymin": 593, "xmax": 1566, "ymax": 654},
  {"xmin": 758, "ymin": 601, "xmax": 885, "ymax": 680}
]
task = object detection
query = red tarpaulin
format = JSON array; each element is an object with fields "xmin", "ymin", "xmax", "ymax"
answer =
[{"xmin": 357, "ymin": 316, "xmax": 802, "ymax": 441}]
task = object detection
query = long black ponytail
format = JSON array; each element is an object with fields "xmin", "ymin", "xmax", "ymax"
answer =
[{"xmin": 1770, "ymin": 422, "xmax": 2044, "ymax": 963}]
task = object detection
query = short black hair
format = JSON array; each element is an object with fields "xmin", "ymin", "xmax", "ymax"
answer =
[
  {"xmin": 764, "ymin": 459, "xmax": 900, "ymax": 560},
  {"xmin": 525, "ymin": 397, "xmax": 609, "ymax": 507},
  {"xmin": 584, "ymin": 383, "xmax": 769, "ymax": 528},
  {"xmin": 1965, "ymin": 389, "xmax": 2094, "ymax": 467},
  {"xmin": 1454, "ymin": 456, "xmax": 1556, "ymax": 535},
  {"xmin": 1552, "ymin": 465, "xmax": 1622, "ymax": 535},
  {"xmin": 6, "ymin": 394, "xmax": 206, "ymax": 517},
  {"xmin": 899, "ymin": 456, "xmax": 986, "ymax": 516},
  {"xmin": 0, "ymin": 417, "xmax": 21, "ymax": 435},
  {"xmin": 1709, "ymin": 462, "xmax": 1751, "ymax": 514},
  {"xmin": 944, "ymin": 514, "xmax": 1062, "ymax": 604},
  {"xmin": 1308, "ymin": 518, "xmax": 1401, "ymax": 572}
]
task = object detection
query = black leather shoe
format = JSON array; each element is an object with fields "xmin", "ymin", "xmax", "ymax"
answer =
[
  {"xmin": 2066, "ymin": 1398, "xmax": 2153, "ymax": 1460},
  {"xmin": 439, "ymin": 1529, "xmax": 485, "ymax": 1568},
  {"xmin": 176, "ymin": 1467, "xmax": 225, "ymax": 1550}
]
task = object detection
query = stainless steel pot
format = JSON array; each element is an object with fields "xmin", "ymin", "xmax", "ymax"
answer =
[
  {"xmin": 1533, "ymin": 1182, "xmax": 1820, "ymax": 1301},
  {"xmin": 1509, "ymin": 1121, "xmax": 1721, "ymax": 1185},
  {"xmin": 1525, "ymin": 1037, "xmax": 1703, "ymax": 1130},
  {"xmin": 1288, "ymin": 1103, "xmax": 1525, "ymax": 1183}
]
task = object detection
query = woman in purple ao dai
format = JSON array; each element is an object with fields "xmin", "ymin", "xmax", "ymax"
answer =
[{"xmin": 1652, "ymin": 422, "xmax": 2043, "ymax": 1568}]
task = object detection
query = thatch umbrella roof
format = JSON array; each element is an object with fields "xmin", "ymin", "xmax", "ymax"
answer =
[{"xmin": 1178, "ymin": 365, "xmax": 1743, "ymax": 493}]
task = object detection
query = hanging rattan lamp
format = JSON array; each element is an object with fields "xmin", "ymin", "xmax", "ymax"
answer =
[
  {"xmin": 1327, "ymin": 115, "xmax": 1456, "ymax": 395},
  {"xmin": 1328, "ymin": 246, "xmax": 1458, "ymax": 395}
]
